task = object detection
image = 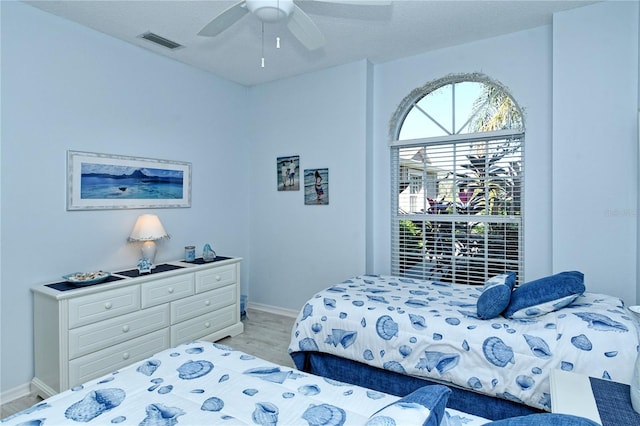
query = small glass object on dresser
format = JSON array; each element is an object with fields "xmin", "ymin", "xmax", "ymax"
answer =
[
  {"xmin": 629, "ymin": 305, "xmax": 640, "ymax": 413},
  {"xmin": 202, "ymin": 243, "xmax": 216, "ymax": 262}
]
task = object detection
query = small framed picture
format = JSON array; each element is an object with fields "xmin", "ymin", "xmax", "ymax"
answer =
[
  {"xmin": 137, "ymin": 258, "xmax": 152, "ymax": 274},
  {"xmin": 277, "ymin": 155, "xmax": 300, "ymax": 191},
  {"xmin": 304, "ymin": 168, "xmax": 329, "ymax": 205}
]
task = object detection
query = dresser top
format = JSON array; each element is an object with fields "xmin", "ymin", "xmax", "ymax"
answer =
[{"xmin": 32, "ymin": 256, "xmax": 241, "ymax": 299}]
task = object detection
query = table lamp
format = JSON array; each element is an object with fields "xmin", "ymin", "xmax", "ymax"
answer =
[{"xmin": 128, "ymin": 214, "xmax": 169, "ymax": 267}]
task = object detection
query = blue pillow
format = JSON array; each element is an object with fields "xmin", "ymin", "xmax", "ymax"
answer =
[
  {"xmin": 365, "ymin": 385, "xmax": 451, "ymax": 426},
  {"xmin": 487, "ymin": 413, "xmax": 599, "ymax": 425},
  {"xmin": 476, "ymin": 272, "xmax": 516, "ymax": 319},
  {"xmin": 503, "ymin": 271, "xmax": 585, "ymax": 319}
]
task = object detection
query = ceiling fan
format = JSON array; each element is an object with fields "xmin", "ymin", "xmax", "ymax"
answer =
[{"xmin": 198, "ymin": 0, "xmax": 390, "ymax": 51}]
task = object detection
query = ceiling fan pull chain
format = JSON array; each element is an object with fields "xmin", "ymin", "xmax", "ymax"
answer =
[
  {"xmin": 261, "ymin": 22, "xmax": 265, "ymax": 68},
  {"xmin": 275, "ymin": 0, "xmax": 281, "ymax": 48}
]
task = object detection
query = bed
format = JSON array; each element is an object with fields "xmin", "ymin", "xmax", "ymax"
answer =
[
  {"xmin": 2, "ymin": 340, "xmax": 495, "ymax": 426},
  {"xmin": 288, "ymin": 274, "xmax": 640, "ymax": 421}
]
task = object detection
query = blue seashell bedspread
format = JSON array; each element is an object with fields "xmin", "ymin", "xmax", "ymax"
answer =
[
  {"xmin": 1, "ymin": 341, "xmax": 489, "ymax": 425},
  {"xmin": 288, "ymin": 275, "xmax": 640, "ymax": 411}
]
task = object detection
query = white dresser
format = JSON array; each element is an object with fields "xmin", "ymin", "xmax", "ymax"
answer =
[{"xmin": 31, "ymin": 257, "xmax": 243, "ymax": 398}]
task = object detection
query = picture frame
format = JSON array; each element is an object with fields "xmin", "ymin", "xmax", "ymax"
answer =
[
  {"xmin": 67, "ymin": 150, "xmax": 192, "ymax": 210},
  {"xmin": 304, "ymin": 168, "xmax": 329, "ymax": 205},
  {"xmin": 277, "ymin": 155, "xmax": 300, "ymax": 191}
]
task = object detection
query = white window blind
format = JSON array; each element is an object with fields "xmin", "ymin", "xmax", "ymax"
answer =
[{"xmin": 391, "ymin": 131, "xmax": 523, "ymax": 286}]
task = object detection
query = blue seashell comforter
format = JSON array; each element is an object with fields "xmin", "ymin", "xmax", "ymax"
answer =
[
  {"xmin": 288, "ymin": 275, "xmax": 640, "ymax": 411},
  {"xmin": 1, "ymin": 341, "xmax": 488, "ymax": 425}
]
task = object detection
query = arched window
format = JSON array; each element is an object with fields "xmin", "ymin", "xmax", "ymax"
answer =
[{"xmin": 390, "ymin": 73, "xmax": 524, "ymax": 286}]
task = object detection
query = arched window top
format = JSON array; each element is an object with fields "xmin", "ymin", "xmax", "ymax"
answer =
[{"xmin": 390, "ymin": 73, "xmax": 524, "ymax": 141}]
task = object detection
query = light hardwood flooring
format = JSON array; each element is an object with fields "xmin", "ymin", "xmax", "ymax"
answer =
[
  {"xmin": 218, "ymin": 308, "xmax": 297, "ymax": 369},
  {"xmin": 0, "ymin": 308, "xmax": 296, "ymax": 419}
]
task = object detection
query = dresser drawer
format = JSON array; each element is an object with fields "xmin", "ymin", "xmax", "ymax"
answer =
[
  {"xmin": 195, "ymin": 264, "xmax": 237, "ymax": 293},
  {"xmin": 68, "ymin": 305, "xmax": 169, "ymax": 359},
  {"xmin": 141, "ymin": 274, "xmax": 194, "ymax": 308},
  {"xmin": 171, "ymin": 304, "xmax": 237, "ymax": 345},
  {"xmin": 171, "ymin": 285, "xmax": 236, "ymax": 324},
  {"xmin": 68, "ymin": 329, "xmax": 170, "ymax": 389},
  {"xmin": 68, "ymin": 286, "xmax": 139, "ymax": 329}
]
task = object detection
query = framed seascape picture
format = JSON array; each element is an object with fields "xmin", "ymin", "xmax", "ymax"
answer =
[
  {"xmin": 304, "ymin": 168, "xmax": 329, "ymax": 205},
  {"xmin": 277, "ymin": 155, "xmax": 300, "ymax": 191},
  {"xmin": 67, "ymin": 150, "xmax": 192, "ymax": 210}
]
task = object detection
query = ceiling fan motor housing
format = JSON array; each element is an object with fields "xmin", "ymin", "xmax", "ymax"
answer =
[{"xmin": 246, "ymin": 0, "xmax": 294, "ymax": 22}]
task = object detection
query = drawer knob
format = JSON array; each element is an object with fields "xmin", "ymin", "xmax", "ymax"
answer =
[
  {"xmin": 204, "ymin": 322, "xmax": 211, "ymax": 328},
  {"xmin": 215, "ymin": 275, "xmax": 221, "ymax": 281},
  {"xmin": 168, "ymin": 287, "xmax": 174, "ymax": 294},
  {"xmin": 104, "ymin": 302, "xmax": 113, "ymax": 310},
  {"xmin": 122, "ymin": 325, "xmax": 130, "ymax": 333},
  {"xmin": 122, "ymin": 352, "xmax": 130, "ymax": 360},
  {"xmin": 205, "ymin": 300, "xmax": 211, "ymax": 306}
]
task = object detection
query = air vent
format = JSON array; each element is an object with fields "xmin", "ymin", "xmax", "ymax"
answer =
[{"xmin": 139, "ymin": 32, "xmax": 183, "ymax": 50}]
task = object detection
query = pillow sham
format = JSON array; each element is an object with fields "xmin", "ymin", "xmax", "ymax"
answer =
[
  {"xmin": 503, "ymin": 271, "xmax": 585, "ymax": 319},
  {"xmin": 476, "ymin": 272, "xmax": 517, "ymax": 319},
  {"xmin": 365, "ymin": 384, "xmax": 451, "ymax": 426}
]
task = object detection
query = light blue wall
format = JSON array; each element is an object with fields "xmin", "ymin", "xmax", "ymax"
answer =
[
  {"xmin": 552, "ymin": 1, "xmax": 639, "ymax": 304},
  {"xmin": 1, "ymin": 2, "xmax": 250, "ymax": 393},
  {"xmin": 371, "ymin": 1, "xmax": 639, "ymax": 304},
  {"xmin": 1, "ymin": 0, "xmax": 639, "ymax": 397},
  {"xmin": 246, "ymin": 61, "xmax": 369, "ymax": 311},
  {"xmin": 371, "ymin": 25, "xmax": 554, "ymax": 283}
]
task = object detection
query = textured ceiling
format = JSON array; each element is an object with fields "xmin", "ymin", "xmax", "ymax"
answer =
[{"xmin": 24, "ymin": 1, "xmax": 595, "ymax": 86}]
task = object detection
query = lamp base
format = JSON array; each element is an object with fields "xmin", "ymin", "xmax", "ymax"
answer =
[{"xmin": 140, "ymin": 241, "xmax": 157, "ymax": 268}]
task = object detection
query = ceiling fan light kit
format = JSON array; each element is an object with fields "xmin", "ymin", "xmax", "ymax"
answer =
[{"xmin": 247, "ymin": 0, "xmax": 294, "ymax": 22}]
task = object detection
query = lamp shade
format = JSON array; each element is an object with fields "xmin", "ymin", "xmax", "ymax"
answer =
[{"xmin": 128, "ymin": 214, "xmax": 169, "ymax": 242}]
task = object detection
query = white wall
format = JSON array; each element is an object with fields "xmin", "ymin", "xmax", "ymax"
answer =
[
  {"xmin": 371, "ymin": 25, "xmax": 554, "ymax": 283},
  {"xmin": 246, "ymin": 61, "xmax": 370, "ymax": 311},
  {"xmin": 552, "ymin": 1, "xmax": 639, "ymax": 304},
  {"xmin": 1, "ymin": 2, "xmax": 250, "ymax": 394}
]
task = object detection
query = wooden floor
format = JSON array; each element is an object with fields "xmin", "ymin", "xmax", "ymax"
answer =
[
  {"xmin": 0, "ymin": 308, "xmax": 296, "ymax": 419},
  {"xmin": 218, "ymin": 308, "xmax": 297, "ymax": 369}
]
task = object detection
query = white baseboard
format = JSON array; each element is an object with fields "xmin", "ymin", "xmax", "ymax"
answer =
[
  {"xmin": 0, "ymin": 382, "xmax": 32, "ymax": 405},
  {"xmin": 247, "ymin": 301, "xmax": 298, "ymax": 318}
]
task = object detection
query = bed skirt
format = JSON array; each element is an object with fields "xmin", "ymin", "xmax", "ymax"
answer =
[{"xmin": 291, "ymin": 350, "xmax": 543, "ymax": 421}]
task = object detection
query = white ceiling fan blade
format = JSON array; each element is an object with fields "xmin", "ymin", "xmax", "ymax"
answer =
[
  {"xmin": 198, "ymin": 1, "xmax": 249, "ymax": 37},
  {"xmin": 287, "ymin": 5, "xmax": 325, "ymax": 50}
]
